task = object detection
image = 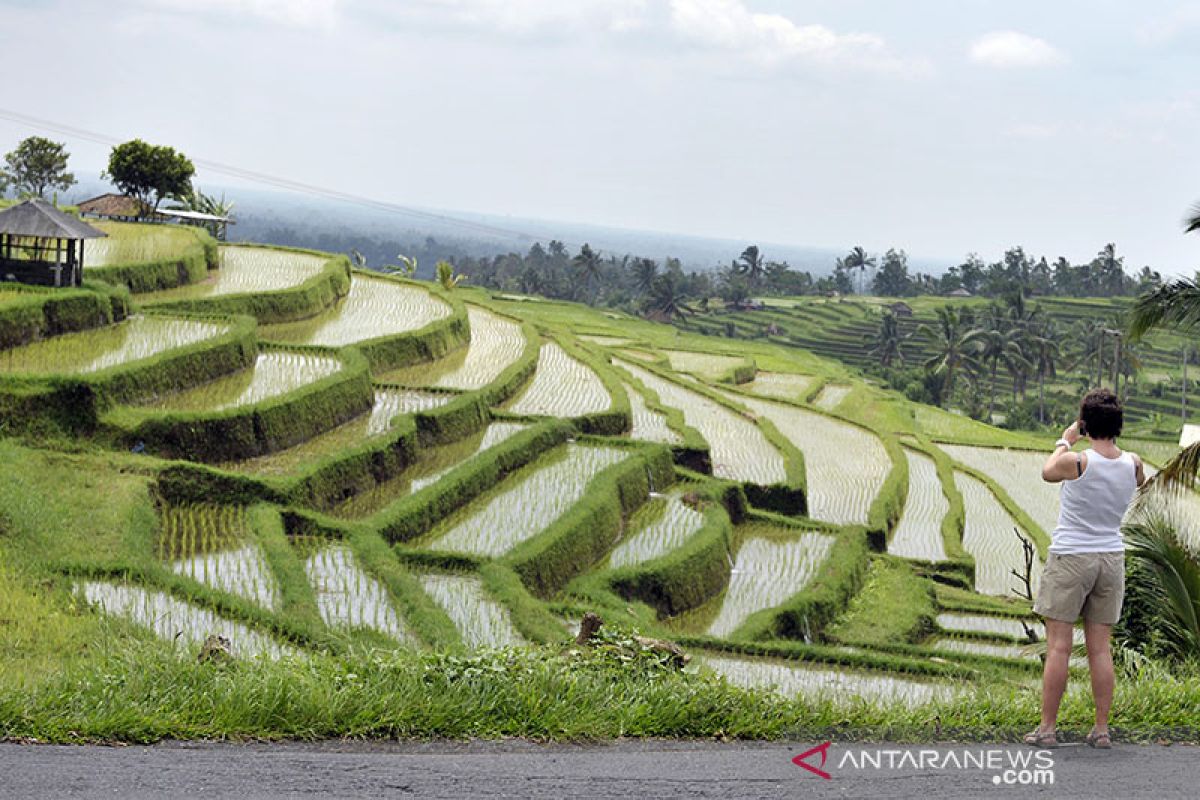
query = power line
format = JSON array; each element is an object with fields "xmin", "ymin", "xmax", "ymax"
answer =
[{"xmin": 0, "ymin": 107, "xmax": 549, "ymax": 245}]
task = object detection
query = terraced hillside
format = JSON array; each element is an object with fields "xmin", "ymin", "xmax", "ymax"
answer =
[{"xmin": 2, "ymin": 218, "xmax": 1197, "ymax": 733}]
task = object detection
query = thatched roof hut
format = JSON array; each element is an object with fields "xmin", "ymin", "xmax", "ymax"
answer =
[
  {"xmin": 0, "ymin": 199, "xmax": 106, "ymax": 287},
  {"xmin": 78, "ymin": 193, "xmax": 143, "ymax": 221}
]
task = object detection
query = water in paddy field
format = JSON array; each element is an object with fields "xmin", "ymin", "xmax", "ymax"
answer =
[
  {"xmin": 742, "ymin": 371, "xmax": 815, "ymax": 402},
  {"xmin": 329, "ymin": 421, "xmax": 528, "ymax": 519},
  {"xmin": 953, "ymin": 472, "xmax": 1044, "ymax": 596},
  {"xmin": 137, "ymin": 246, "xmax": 326, "ymax": 303},
  {"xmin": 889, "ymin": 450, "xmax": 949, "ymax": 562},
  {"xmin": 624, "ymin": 382, "xmax": 681, "ymax": 445},
  {"xmin": 223, "ymin": 389, "xmax": 451, "ymax": 476},
  {"xmin": 617, "ymin": 360, "xmax": 786, "ymax": 486},
  {"xmin": 812, "ymin": 383, "xmax": 852, "ymax": 410},
  {"xmin": 158, "ymin": 504, "xmax": 279, "ymax": 610},
  {"xmin": 377, "ymin": 306, "xmax": 525, "ymax": 389},
  {"xmin": 419, "ymin": 573, "xmax": 524, "ymax": 649},
  {"xmin": 300, "ymin": 541, "xmax": 412, "ymax": 644},
  {"xmin": 258, "ymin": 274, "xmax": 451, "ymax": 347},
  {"xmin": 937, "ymin": 612, "xmax": 1084, "ymax": 644},
  {"xmin": 0, "ymin": 316, "xmax": 228, "ymax": 375},
  {"xmin": 662, "ymin": 350, "xmax": 748, "ymax": 381},
  {"xmin": 427, "ymin": 444, "xmax": 629, "ymax": 557},
  {"xmin": 578, "ymin": 334, "xmax": 633, "ymax": 347},
  {"xmin": 940, "ymin": 445, "xmax": 1061, "ymax": 537},
  {"xmin": 701, "ymin": 653, "xmax": 952, "ymax": 706},
  {"xmin": 723, "ymin": 390, "xmax": 888, "ymax": 526},
  {"xmin": 608, "ymin": 490, "xmax": 705, "ymax": 569},
  {"xmin": 79, "ymin": 581, "xmax": 292, "ymax": 659},
  {"xmin": 506, "ymin": 341, "xmax": 612, "ymax": 418},
  {"xmin": 147, "ymin": 350, "xmax": 341, "ymax": 412}
]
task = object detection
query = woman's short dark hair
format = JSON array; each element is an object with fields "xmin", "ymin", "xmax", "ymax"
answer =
[{"xmin": 1080, "ymin": 388, "xmax": 1123, "ymax": 439}]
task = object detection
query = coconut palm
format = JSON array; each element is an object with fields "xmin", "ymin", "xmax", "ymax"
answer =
[
  {"xmin": 572, "ymin": 243, "xmax": 603, "ymax": 304},
  {"xmin": 631, "ymin": 257, "xmax": 658, "ymax": 297},
  {"xmin": 647, "ymin": 270, "xmax": 693, "ymax": 320},
  {"xmin": 974, "ymin": 315, "xmax": 1030, "ymax": 420},
  {"xmin": 865, "ymin": 310, "xmax": 907, "ymax": 367},
  {"xmin": 1124, "ymin": 515, "xmax": 1200, "ymax": 660},
  {"xmin": 1028, "ymin": 318, "xmax": 1062, "ymax": 423},
  {"xmin": 918, "ymin": 307, "xmax": 982, "ymax": 407},
  {"xmin": 737, "ymin": 245, "xmax": 766, "ymax": 288},
  {"xmin": 843, "ymin": 246, "xmax": 876, "ymax": 295}
]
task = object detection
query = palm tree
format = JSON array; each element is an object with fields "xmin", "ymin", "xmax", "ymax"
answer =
[
  {"xmin": 974, "ymin": 315, "xmax": 1030, "ymax": 420},
  {"xmin": 647, "ymin": 271, "xmax": 693, "ymax": 320},
  {"xmin": 1028, "ymin": 318, "xmax": 1061, "ymax": 424},
  {"xmin": 572, "ymin": 243, "xmax": 603, "ymax": 304},
  {"xmin": 631, "ymin": 257, "xmax": 658, "ymax": 297},
  {"xmin": 737, "ymin": 245, "xmax": 766, "ymax": 288},
  {"xmin": 865, "ymin": 310, "xmax": 907, "ymax": 367},
  {"xmin": 1124, "ymin": 515, "xmax": 1200, "ymax": 660},
  {"xmin": 843, "ymin": 246, "xmax": 876, "ymax": 295},
  {"xmin": 918, "ymin": 307, "xmax": 982, "ymax": 406}
]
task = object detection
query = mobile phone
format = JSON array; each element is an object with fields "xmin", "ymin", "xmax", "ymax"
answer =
[{"xmin": 1078, "ymin": 419, "xmax": 1087, "ymax": 437}]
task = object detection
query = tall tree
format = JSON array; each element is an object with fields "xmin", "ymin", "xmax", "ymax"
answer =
[
  {"xmin": 842, "ymin": 246, "xmax": 876, "ymax": 294},
  {"xmin": 1028, "ymin": 317, "xmax": 1061, "ymax": 423},
  {"xmin": 572, "ymin": 243, "xmax": 603, "ymax": 303},
  {"xmin": 865, "ymin": 310, "xmax": 907, "ymax": 367},
  {"xmin": 105, "ymin": 139, "xmax": 195, "ymax": 217},
  {"xmin": 918, "ymin": 307, "xmax": 982, "ymax": 406},
  {"xmin": 973, "ymin": 312, "xmax": 1029, "ymax": 419},
  {"xmin": 871, "ymin": 248, "xmax": 911, "ymax": 296},
  {"xmin": 631, "ymin": 257, "xmax": 658, "ymax": 297},
  {"xmin": 737, "ymin": 245, "xmax": 766, "ymax": 288},
  {"xmin": 2, "ymin": 136, "xmax": 76, "ymax": 199},
  {"xmin": 647, "ymin": 267, "xmax": 692, "ymax": 320}
]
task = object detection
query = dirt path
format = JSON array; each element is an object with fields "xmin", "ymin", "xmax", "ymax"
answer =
[{"xmin": 3, "ymin": 739, "xmax": 1195, "ymax": 798}]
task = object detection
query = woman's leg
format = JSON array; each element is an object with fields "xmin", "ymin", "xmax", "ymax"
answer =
[
  {"xmin": 1039, "ymin": 619, "xmax": 1076, "ymax": 732},
  {"xmin": 1084, "ymin": 621, "xmax": 1114, "ymax": 733}
]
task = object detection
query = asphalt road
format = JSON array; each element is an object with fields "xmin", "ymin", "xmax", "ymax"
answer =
[{"xmin": 2, "ymin": 739, "xmax": 1196, "ymax": 799}]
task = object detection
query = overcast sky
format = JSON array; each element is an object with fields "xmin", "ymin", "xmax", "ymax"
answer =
[{"xmin": 3, "ymin": 0, "xmax": 1199, "ymax": 273}]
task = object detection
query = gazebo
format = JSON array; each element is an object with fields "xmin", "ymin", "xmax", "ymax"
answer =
[{"xmin": 0, "ymin": 199, "xmax": 107, "ymax": 288}]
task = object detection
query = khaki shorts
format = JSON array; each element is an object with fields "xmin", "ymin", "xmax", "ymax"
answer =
[{"xmin": 1033, "ymin": 552, "xmax": 1125, "ymax": 625}]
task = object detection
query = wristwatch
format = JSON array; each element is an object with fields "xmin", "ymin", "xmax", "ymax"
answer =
[{"xmin": 1054, "ymin": 439, "xmax": 1071, "ymax": 450}]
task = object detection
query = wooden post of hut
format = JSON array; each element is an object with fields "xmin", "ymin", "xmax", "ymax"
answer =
[{"xmin": 0, "ymin": 199, "xmax": 107, "ymax": 287}]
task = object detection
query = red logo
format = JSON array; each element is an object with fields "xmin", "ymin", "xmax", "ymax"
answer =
[{"xmin": 792, "ymin": 742, "xmax": 833, "ymax": 780}]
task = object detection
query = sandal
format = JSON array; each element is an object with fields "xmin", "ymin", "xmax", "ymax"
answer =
[
  {"xmin": 1086, "ymin": 729, "xmax": 1112, "ymax": 749},
  {"xmin": 1023, "ymin": 729, "xmax": 1058, "ymax": 748}
]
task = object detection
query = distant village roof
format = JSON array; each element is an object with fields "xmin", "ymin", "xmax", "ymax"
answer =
[
  {"xmin": 77, "ymin": 193, "xmax": 142, "ymax": 219},
  {"xmin": 156, "ymin": 207, "xmax": 235, "ymax": 224},
  {"xmin": 886, "ymin": 301, "xmax": 914, "ymax": 316},
  {"xmin": 0, "ymin": 198, "xmax": 107, "ymax": 240},
  {"xmin": 947, "ymin": 287, "xmax": 972, "ymax": 297}
]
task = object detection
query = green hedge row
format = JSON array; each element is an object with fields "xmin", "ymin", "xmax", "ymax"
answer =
[
  {"xmin": 502, "ymin": 441, "xmax": 676, "ymax": 598},
  {"xmin": 86, "ymin": 227, "xmax": 217, "ymax": 293},
  {"xmin": 144, "ymin": 245, "xmax": 351, "ymax": 324},
  {"xmin": 373, "ymin": 420, "xmax": 575, "ymax": 543},
  {"xmin": 0, "ymin": 283, "xmax": 130, "ymax": 349},
  {"xmin": 314, "ymin": 272, "xmax": 470, "ymax": 374},
  {"xmin": 102, "ymin": 345, "xmax": 373, "ymax": 462},
  {"xmin": 730, "ymin": 519, "xmax": 871, "ymax": 642},
  {"xmin": 606, "ymin": 484, "xmax": 740, "ymax": 618},
  {"xmin": 865, "ymin": 433, "xmax": 909, "ymax": 549}
]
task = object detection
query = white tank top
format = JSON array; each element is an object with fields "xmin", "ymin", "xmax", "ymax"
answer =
[{"xmin": 1051, "ymin": 448, "xmax": 1137, "ymax": 554}]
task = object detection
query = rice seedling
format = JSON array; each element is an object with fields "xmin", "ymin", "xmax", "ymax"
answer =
[
  {"xmin": 941, "ymin": 445, "xmax": 1060, "ymax": 536},
  {"xmin": 726, "ymin": 392, "xmax": 888, "ymax": 525},
  {"xmin": 138, "ymin": 246, "xmax": 327, "ymax": 303},
  {"xmin": 578, "ymin": 334, "xmax": 632, "ymax": 347},
  {"xmin": 743, "ymin": 372, "xmax": 815, "ymax": 402},
  {"xmin": 158, "ymin": 504, "xmax": 279, "ymax": 610},
  {"xmin": 419, "ymin": 572, "xmax": 524, "ymax": 649},
  {"xmin": 258, "ymin": 274, "xmax": 451, "ymax": 347},
  {"xmin": 428, "ymin": 444, "xmax": 629, "ymax": 557},
  {"xmin": 953, "ymin": 472, "xmax": 1044, "ymax": 596},
  {"xmin": 148, "ymin": 350, "xmax": 342, "ymax": 412},
  {"xmin": 617, "ymin": 349, "xmax": 658, "ymax": 363},
  {"xmin": 302, "ymin": 542, "xmax": 412, "ymax": 643},
  {"xmin": 378, "ymin": 306, "xmax": 525, "ymax": 389},
  {"xmin": 618, "ymin": 361, "xmax": 786, "ymax": 485},
  {"xmin": 329, "ymin": 422, "xmax": 529, "ymax": 519},
  {"xmin": 706, "ymin": 525, "xmax": 835, "ymax": 638},
  {"xmin": 889, "ymin": 450, "xmax": 949, "ymax": 561},
  {"xmin": 701, "ymin": 653, "xmax": 952, "ymax": 706},
  {"xmin": 608, "ymin": 491, "xmax": 705, "ymax": 569},
  {"xmin": 812, "ymin": 383, "xmax": 852, "ymax": 411},
  {"xmin": 506, "ymin": 341, "xmax": 612, "ymax": 418},
  {"xmin": 79, "ymin": 581, "xmax": 292, "ymax": 659},
  {"xmin": 0, "ymin": 315, "xmax": 228, "ymax": 375},
  {"xmin": 624, "ymin": 382, "xmax": 680, "ymax": 445},
  {"xmin": 662, "ymin": 350, "xmax": 747, "ymax": 380},
  {"xmin": 82, "ymin": 222, "xmax": 198, "ymax": 267}
]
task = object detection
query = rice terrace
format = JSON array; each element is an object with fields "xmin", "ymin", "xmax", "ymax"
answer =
[{"xmin": 3, "ymin": 3, "xmax": 1200, "ymax": 796}]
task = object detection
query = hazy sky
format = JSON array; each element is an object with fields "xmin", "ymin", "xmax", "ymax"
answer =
[{"xmin": 3, "ymin": 1, "xmax": 1199, "ymax": 273}]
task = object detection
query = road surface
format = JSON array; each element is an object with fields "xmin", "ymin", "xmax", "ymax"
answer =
[{"xmin": 2, "ymin": 739, "xmax": 1195, "ymax": 798}]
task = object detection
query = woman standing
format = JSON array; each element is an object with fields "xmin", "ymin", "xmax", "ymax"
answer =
[{"xmin": 1026, "ymin": 388, "xmax": 1145, "ymax": 749}]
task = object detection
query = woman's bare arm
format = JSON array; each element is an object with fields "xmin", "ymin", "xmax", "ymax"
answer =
[{"xmin": 1042, "ymin": 421, "xmax": 1082, "ymax": 484}]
